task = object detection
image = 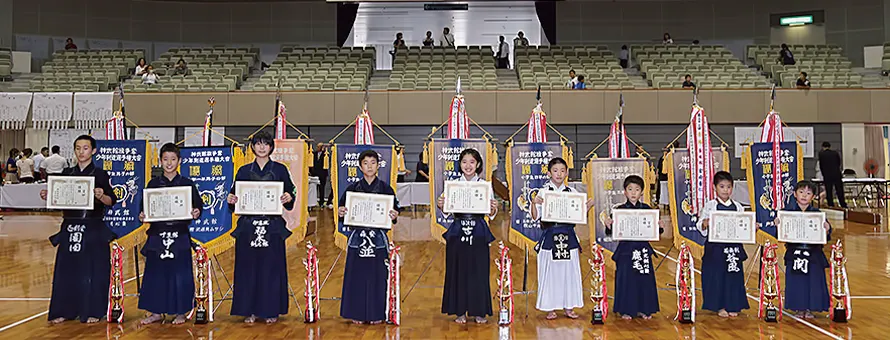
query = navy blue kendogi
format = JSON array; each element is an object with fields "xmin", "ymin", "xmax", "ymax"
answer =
[
  {"xmin": 229, "ymin": 160, "xmax": 296, "ymax": 320},
  {"xmin": 783, "ymin": 200, "xmax": 831, "ymax": 313},
  {"xmin": 339, "ymin": 177, "xmax": 398, "ymax": 322},
  {"xmin": 48, "ymin": 162, "xmax": 117, "ymax": 322},
  {"xmin": 138, "ymin": 174, "xmax": 202, "ymax": 316},
  {"xmin": 607, "ymin": 200, "xmax": 660, "ymax": 317},
  {"xmin": 698, "ymin": 198, "xmax": 750, "ymax": 313}
]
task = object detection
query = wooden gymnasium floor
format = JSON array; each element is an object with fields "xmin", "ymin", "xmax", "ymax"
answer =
[{"xmin": 0, "ymin": 208, "xmax": 889, "ymax": 340}]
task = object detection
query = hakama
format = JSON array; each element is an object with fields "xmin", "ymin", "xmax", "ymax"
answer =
[
  {"xmin": 441, "ymin": 215, "xmax": 495, "ymax": 317},
  {"xmin": 700, "ymin": 201, "xmax": 749, "ymax": 313},
  {"xmin": 535, "ymin": 225, "xmax": 584, "ymax": 311},
  {"xmin": 782, "ymin": 202, "xmax": 831, "ymax": 313},
  {"xmin": 48, "ymin": 219, "xmax": 116, "ymax": 322},
  {"xmin": 612, "ymin": 241, "xmax": 660, "ymax": 316}
]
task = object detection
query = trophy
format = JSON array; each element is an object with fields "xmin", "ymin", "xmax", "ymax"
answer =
[
  {"xmin": 759, "ymin": 241, "xmax": 781, "ymax": 322},
  {"xmin": 303, "ymin": 241, "xmax": 320, "ymax": 323},
  {"xmin": 493, "ymin": 242, "xmax": 514, "ymax": 325},
  {"xmin": 107, "ymin": 242, "xmax": 124, "ymax": 323},
  {"xmin": 830, "ymin": 240, "xmax": 850, "ymax": 323},
  {"xmin": 675, "ymin": 241, "xmax": 695, "ymax": 324},
  {"xmin": 193, "ymin": 246, "xmax": 209, "ymax": 324},
  {"xmin": 589, "ymin": 244, "xmax": 607, "ymax": 324}
]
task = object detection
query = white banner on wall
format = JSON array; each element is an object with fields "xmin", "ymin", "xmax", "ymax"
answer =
[
  {"xmin": 734, "ymin": 126, "xmax": 815, "ymax": 158},
  {"xmin": 134, "ymin": 127, "xmax": 176, "ymax": 155},
  {"xmin": 183, "ymin": 127, "xmax": 226, "ymax": 147},
  {"xmin": 32, "ymin": 92, "xmax": 73, "ymax": 130},
  {"xmin": 74, "ymin": 92, "xmax": 114, "ymax": 130},
  {"xmin": 0, "ymin": 92, "xmax": 33, "ymax": 129},
  {"xmin": 48, "ymin": 129, "xmax": 89, "ymax": 161}
]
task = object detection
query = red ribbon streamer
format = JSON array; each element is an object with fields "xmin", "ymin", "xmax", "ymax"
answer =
[
  {"xmin": 386, "ymin": 243, "xmax": 401, "ymax": 325},
  {"xmin": 303, "ymin": 242, "xmax": 320, "ymax": 323}
]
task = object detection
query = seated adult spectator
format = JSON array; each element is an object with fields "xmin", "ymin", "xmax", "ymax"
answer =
[
  {"xmin": 682, "ymin": 74, "xmax": 696, "ymax": 89},
  {"xmin": 663, "ymin": 33, "xmax": 674, "ymax": 44},
  {"xmin": 566, "ymin": 69, "xmax": 578, "ymax": 89},
  {"xmin": 778, "ymin": 44, "xmax": 796, "ymax": 65},
  {"xmin": 619, "ymin": 45, "xmax": 629, "ymax": 68},
  {"xmin": 796, "ymin": 72, "xmax": 811, "ymax": 89},
  {"xmin": 5, "ymin": 148, "xmax": 18, "ymax": 184},
  {"xmin": 441, "ymin": 27, "xmax": 455, "ymax": 47},
  {"xmin": 173, "ymin": 58, "xmax": 190, "ymax": 76},
  {"xmin": 423, "ymin": 31, "xmax": 434, "ymax": 47},
  {"xmin": 41, "ymin": 145, "xmax": 69, "ymax": 178},
  {"xmin": 141, "ymin": 65, "xmax": 160, "ymax": 85},
  {"xmin": 135, "ymin": 58, "xmax": 148, "ymax": 76},
  {"xmin": 16, "ymin": 148, "xmax": 34, "ymax": 184},
  {"xmin": 514, "ymin": 31, "xmax": 529, "ymax": 48},
  {"xmin": 573, "ymin": 75, "xmax": 586, "ymax": 89},
  {"xmin": 64, "ymin": 38, "xmax": 77, "ymax": 50}
]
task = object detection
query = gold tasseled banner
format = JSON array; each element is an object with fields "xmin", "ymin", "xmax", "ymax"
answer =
[
  {"xmin": 508, "ymin": 229, "xmax": 539, "ymax": 257},
  {"xmin": 488, "ymin": 142, "xmax": 498, "ymax": 173},
  {"xmin": 201, "ymin": 224, "xmax": 237, "ymax": 257},
  {"xmin": 114, "ymin": 224, "xmax": 148, "ymax": 250},
  {"xmin": 235, "ymin": 145, "xmax": 249, "ymax": 168},
  {"xmin": 323, "ymin": 148, "xmax": 330, "ymax": 170},
  {"xmin": 422, "ymin": 143, "xmax": 429, "ymax": 164},
  {"xmin": 567, "ymin": 147, "xmax": 575, "ymax": 169},
  {"xmin": 397, "ymin": 148, "xmax": 406, "ymax": 172}
]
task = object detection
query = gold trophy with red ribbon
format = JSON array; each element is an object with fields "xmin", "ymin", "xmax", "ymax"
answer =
[
  {"xmin": 385, "ymin": 242, "xmax": 402, "ymax": 325},
  {"xmin": 494, "ymin": 241, "xmax": 514, "ymax": 325},
  {"xmin": 674, "ymin": 241, "xmax": 695, "ymax": 323},
  {"xmin": 829, "ymin": 240, "xmax": 850, "ymax": 323},
  {"xmin": 107, "ymin": 242, "xmax": 124, "ymax": 323},
  {"xmin": 193, "ymin": 246, "xmax": 210, "ymax": 324},
  {"xmin": 589, "ymin": 244, "xmax": 608, "ymax": 324},
  {"xmin": 758, "ymin": 241, "xmax": 781, "ymax": 322},
  {"xmin": 303, "ymin": 241, "xmax": 320, "ymax": 323}
]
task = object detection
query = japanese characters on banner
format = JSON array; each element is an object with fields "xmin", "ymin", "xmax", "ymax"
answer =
[
  {"xmin": 667, "ymin": 148, "xmax": 728, "ymax": 258},
  {"xmin": 428, "ymin": 138, "xmax": 494, "ymax": 243},
  {"xmin": 73, "ymin": 92, "xmax": 114, "ymax": 130},
  {"xmin": 94, "ymin": 140, "xmax": 149, "ymax": 248},
  {"xmin": 330, "ymin": 144, "xmax": 397, "ymax": 250},
  {"xmin": 585, "ymin": 158, "xmax": 650, "ymax": 254},
  {"xmin": 271, "ymin": 139, "xmax": 311, "ymax": 243},
  {"xmin": 181, "ymin": 147, "xmax": 235, "ymax": 254},
  {"xmin": 743, "ymin": 142, "xmax": 803, "ymax": 244},
  {"xmin": 32, "ymin": 92, "xmax": 73, "ymax": 130},
  {"xmin": 0, "ymin": 92, "xmax": 32, "ymax": 129},
  {"xmin": 506, "ymin": 142, "xmax": 563, "ymax": 250}
]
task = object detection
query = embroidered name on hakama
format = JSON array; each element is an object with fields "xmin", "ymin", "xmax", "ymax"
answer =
[
  {"xmin": 552, "ymin": 233, "xmax": 571, "ymax": 260},
  {"xmin": 159, "ymin": 231, "xmax": 179, "ymax": 259},
  {"xmin": 250, "ymin": 219, "xmax": 270, "ymax": 248},
  {"xmin": 724, "ymin": 246, "xmax": 741, "ymax": 273},
  {"xmin": 632, "ymin": 248, "xmax": 651, "ymax": 274},
  {"xmin": 67, "ymin": 224, "xmax": 85, "ymax": 253},
  {"xmin": 358, "ymin": 230, "xmax": 376, "ymax": 258},
  {"xmin": 792, "ymin": 249, "xmax": 810, "ymax": 274},
  {"xmin": 460, "ymin": 219, "xmax": 476, "ymax": 245}
]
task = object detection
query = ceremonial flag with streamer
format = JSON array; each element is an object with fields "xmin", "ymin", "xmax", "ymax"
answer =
[
  {"xmin": 181, "ymin": 146, "xmax": 238, "ymax": 255},
  {"xmin": 105, "ymin": 84, "xmax": 126, "ymax": 140},
  {"xmin": 355, "ymin": 106, "xmax": 375, "ymax": 145},
  {"xmin": 608, "ymin": 95, "xmax": 629, "ymax": 158},
  {"xmin": 507, "ymin": 142, "xmax": 563, "ymax": 251},
  {"xmin": 743, "ymin": 141, "xmax": 802, "ymax": 244},
  {"xmin": 428, "ymin": 138, "xmax": 495, "ymax": 243},
  {"xmin": 330, "ymin": 144, "xmax": 397, "ymax": 249},
  {"xmin": 94, "ymin": 139, "xmax": 149, "ymax": 248},
  {"xmin": 447, "ymin": 78, "xmax": 469, "ymax": 139},
  {"xmin": 666, "ymin": 147, "xmax": 728, "ymax": 258},
  {"xmin": 527, "ymin": 89, "xmax": 547, "ymax": 143},
  {"xmin": 761, "ymin": 111, "xmax": 785, "ymax": 211},
  {"xmin": 201, "ymin": 98, "xmax": 215, "ymax": 147},
  {"xmin": 686, "ymin": 104, "xmax": 715, "ymax": 216},
  {"xmin": 584, "ymin": 158, "xmax": 651, "ymax": 254},
  {"xmin": 275, "ymin": 98, "xmax": 287, "ymax": 140}
]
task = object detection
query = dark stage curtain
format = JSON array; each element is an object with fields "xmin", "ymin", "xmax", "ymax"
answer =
[
  {"xmin": 535, "ymin": 1, "xmax": 556, "ymax": 44},
  {"xmin": 336, "ymin": 3, "xmax": 360, "ymax": 47}
]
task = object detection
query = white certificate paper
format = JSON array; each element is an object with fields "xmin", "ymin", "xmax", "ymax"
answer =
[
  {"xmin": 46, "ymin": 176, "xmax": 95, "ymax": 210},
  {"xmin": 235, "ymin": 181, "xmax": 284, "ymax": 216},
  {"xmin": 540, "ymin": 191, "xmax": 587, "ymax": 225},
  {"xmin": 612, "ymin": 209, "xmax": 660, "ymax": 241},
  {"xmin": 777, "ymin": 211, "xmax": 827, "ymax": 244},
  {"xmin": 708, "ymin": 211, "xmax": 757, "ymax": 244},
  {"xmin": 344, "ymin": 192, "xmax": 395, "ymax": 229},
  {"xmin": 443, "ymin": 180, "xmax": 491, "ymax": 215},
  {"xmin": 143, "ymin": 186, "xmax": 193, "ymax": 222}
]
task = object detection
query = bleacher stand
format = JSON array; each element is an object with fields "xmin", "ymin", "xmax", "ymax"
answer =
[
  {"xmin": 29, "ymin": 49, "xmax": 143, "ymax": 92},
  {"xmin": 515, "ymin": 45, "xmax": 631, "ymax": 90},
  {"xmin": 0, "ymin": 48, "xmax": 11, "ymax": 80},
  {"xmin": 747, "ymin": 44, "xmax": 861, "ymax": 88},
  {"xmin": 250, "ymin": 46, "xmax": 375, "ymax": 91},
  {"xmin": 386, "ymin": 46, "xmax": 496, "ymax": 90},
  {"xmin": 120, "ymin": 47, "xmax": 258, "ymax": 92},
  {"xmin": 635, "ymin": 44, "xmax": 770, "ymax": 89}
]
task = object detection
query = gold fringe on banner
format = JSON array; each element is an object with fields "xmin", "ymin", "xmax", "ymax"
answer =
[
  {"xmin": 561, "ymin": 141, "xmax": 570, "ymax": 169},
  {"xmin": 567, "ymin": 147, "xmax": 575, "ymax": 169},
  {"xmin": 422, "ymin": 143, "xmax": 429, "ymax": 164},
  {"xmin": 505, "ymin": 143, "xmax": 540, "ymax": 254},
  {"xmin": 323, "ymin": 148, "xmax": 330, "ymax": 170},
  {"xmin": 488, "ymin": 141, "xmax": 498, "ymax": 173},
  {"xmin": 428, "ymin": 140, "xmax": 445, "ymax": 244},
  {"xmin": 113, "ymin": 139, "xmax": 154, "ymax": 249},
  {"xmin": 330, "ymin": 145, "xmax": 347, "ymax": 250},
  {"xmin": 397, "ymin": 147, "xmax": 406, "ymax": 172}
]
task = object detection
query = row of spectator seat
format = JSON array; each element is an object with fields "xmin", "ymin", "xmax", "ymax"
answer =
[
  {"xmin": 248, "ymin": 47, "xmax": 376, "ymax": 91},
  {"xmin": 515, "ymin": 45, "xmax": 626, "ymax": 90},
  {"xmin": 29, "ymin": 49, "xmax": 143, "ymax": 92},
  {"xmin": 0, "ymin": 48, "xmax": 12, "ymax": 79},
  {"xmin": 387, "ymin": 46, "xmax": 495, "ymax": 90}
]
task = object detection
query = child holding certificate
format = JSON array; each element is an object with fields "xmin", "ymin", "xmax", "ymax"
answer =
[
  {"xmin": 137, "ymin": 143, "xmax": 203, "ymax": 325},
  {"xmin": 39, "ymin": 135, "xmax": 116, "ymax": 324},
  {"xmin": 696, "ymin": 171, "xmax": 749, "ymax": 317},
  {"xmin": 529, "ymin": 157, "xmax": 593, "ymax": 319},
  {"xmin": 338, "ymin": 150, "xmax": 400, "ymax": 324},
  {"xmin": 438, "ymin": 148, "xmax": 498, "ymax": 324},
  {"xmin": 226, "ymin": 132, "xmax": 296, "ymax": 324},
  {"xmin": 775, "ymin": 180, "xmax": 831, "ymax": 319},
  {"xmin": 604, "ymin": 175, "xmax": 663, "ymax": 320}
]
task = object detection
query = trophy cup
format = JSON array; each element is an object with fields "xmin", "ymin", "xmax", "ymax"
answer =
[
  {"xmin": 676, "ymin": 242, "xmax": 694, "ymax": 324},
  {"xmin": 303, "ymin": 241, "xmax": 320, "ymax": 323},
  {"xmin": 493, "ymin": 242, "xmax": 514, "ymax": 325},
  {"xmin": 193, "ymin": 247, "xmax": 209, "ymax": 324},
  {"xmin": 759, "ymin": 242, "xmax": 780, "ymax": 323},
  {"xmin": 108, "ymin": 243, "xmax": 124, "ymax": 323},
  {"xmin": 830, "ymin": 240, "xmax": 850, "ymax": 323},
  {"xmin": 589, "ymin": 244, "xmax": 607, "ymax": 325}
]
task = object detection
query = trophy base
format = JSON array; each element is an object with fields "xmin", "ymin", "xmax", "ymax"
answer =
[
  {"xmin": 764, "ymin": 308, "xmax": 778, "ymax": 323},
  {"xmin": 591, "ymin": 310, "xmax": 604, "ymax": 325},
  {"xmin": 109, "ymin": 307, "xmax": 123, "ymax": 323},
  {"xmin": 679, "ymin": 310, "xmax": 694, "ymax": 324},
  {"xmin": 832, "ymin": 309, "xmax": 847, "ymax": 323},
  {"xmin": 194, "ymin": 310, "xmax": 208, "ymax": 324}
]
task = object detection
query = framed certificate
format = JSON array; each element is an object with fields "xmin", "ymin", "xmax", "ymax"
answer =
[
  {"xmin": 344, "ymin": 192, "xmax": 395, "ymax": 229},
  {"xmin": 777, "ymin": 211, "xmax": 827, "ymax": 244},
  {"xmin": 708, "ymin": 211, "xmax": 757, "ymax": 244},
  {"xmin": 143, "ymin": 186, "xmax": 193, "ymax": 222},
  {"xmin": 234, "ymin": 181, "xmax": 284, "ymax": 216},
  {"xmin": 46, "ymin": 175, "xmax": 95, "ymax": 210},
  {"xmin": 540, "ymin": 190, "xmax": 587, "ymax": 225},
  {"xmin": 612, "ymin": 209, "xmax": 660, "ymax": 241},
  {"xmin": 443, "ymin": 180, "xmax": 491, "ymax": 215}
]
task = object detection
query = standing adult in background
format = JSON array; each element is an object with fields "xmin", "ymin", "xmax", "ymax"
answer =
[
  {"xmin": 441, "ymin": 27, "xmax": 455, "ymax": 48},
  {"xmin": 495, "ymin": 36, "xmax": 510, "ymax": 69},
  {"xmin": 390, "ymin": 33, "xmax": 406, "ymax": 67},
  {"xmin": 33, "ymin": 147, "xmax": 48, "ymax": 181},
  {"xmin": 415, "ymin": 152, "xmax": 429, "ymax": 182},
  {"xmin": 16, "ymin": 148, "xmax": 35, "ymax": 184},
  {"xmin": 5, "ymin": 148, "xmax": 19, "ymax": 184},
  {"xmin": 41, "ymin": 146, "xmax": 69, "ymax": 179},
  {"xmin": 618, "ymin": 45, "xmax": 629, "ymax": 69},
  {"xmin": 423, "ymin": 31, "xmax": 435, "ymax": 47},
  {"xmin": 656, "ymin": 141, "xmax": 680, "ymax": 205},
  {"xmin": 818, "ymin": 142, "xmax": 847, "ymax": 209},
  {"xmin": 513, "ymin": 31, "xmax": 529, "ymax": 48},
  {"xmin": 313, "ymin": 144, "xmax": 332, "ymax": 208},
  {"xmin": 778, "ymin": 44, "xmax": 796, "ymax": 65}
]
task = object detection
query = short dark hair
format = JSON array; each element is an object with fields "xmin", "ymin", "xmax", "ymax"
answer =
[
  {"xmin": 459, "ymin": 148, "xmax": 484, "ymax": 175},
  {"xmin": 40, "ymin": 147, "xmax": 49, "ymax": 152},
  {"xmin": 781, "ymin": 43, "xmax": 788, "ymax": 49},
  {"xmin": 51, "ymin": 145, "xmax": 60, "ymax": 154},
  {"xmin": 713, "ymin": 171, "xmax": 733, "ymax": 185},
  {"xmin": 795, "ymin": 180, "xmax": 817, "ymax": 193},
  {"xmin": 624, "ymin": 175, "xmax": 644, "ymax": 189},
  {"xmin": 159, "ymin": 142, "xmax": 180, "ymax": 159},
  {"xmin": 822, "ymin": 141, "xmax": 831, "ymax": 148},
  {"xmin": 359, "ymin": 150, "xmax": 379, "ymax": 163},
  {"xmin": 621, "ymin": 45, "xmax": 628, "ymax": 50},
  {"xmin": 547, "ymin": 157, "xmax": 568, "ymax": 170},
  {"xmin": 577, "ymin": 75, "xmax": 585, "ymax": 81},
  {"xmin": 569, "ymin": 69, "xmax": 575, "ymax": 74},
  {"xmin": 22, "ymin": 148, "xmax": 32, "ymax": 157},
  {"xmin": 685, "ymin": 74, "xmax": 691, "ymax": 79},
  {"xmin": 74, "ymin": 135, "xmax": 97, "ymax": 149},
  {"xmin": 8, "ymin": 148, "xmax": 18, "ymax": 158},
  {"xmin": 250, "ymin": 131, "xmax": 275, "ymax": 153},
  {"xmin": 800, "ymin": 71, "xmax": 808, "ymax": 77}
]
